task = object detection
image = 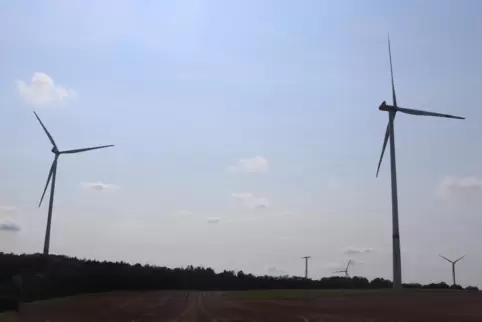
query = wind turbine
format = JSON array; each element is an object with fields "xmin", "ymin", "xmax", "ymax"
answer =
[
  {"xmin": 302, "ymin": 256, "xmax": 311, "ymax": 279},
  {"xmin": 333, "ymin": 260, "xmax": 351, "ymax": 277},
  {"xmin": 375, "ymin": 36, "xmax": 465, "ymax": 289},
  {"xmin": 439, "ymin": 254, "xmax": 465, "ymax": 286},
  {"xmin": 34, "ymin": 111, "xmax": 114, "ymax": 255}
]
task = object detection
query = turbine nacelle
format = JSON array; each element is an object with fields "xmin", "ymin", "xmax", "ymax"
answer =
[
  {"xmin": 379, "ymin": 101, "xmax": 392, "ymax": 111},
  {"xmin": 378, "ymin": 101, "xmax": 398, "ymax": 112}
]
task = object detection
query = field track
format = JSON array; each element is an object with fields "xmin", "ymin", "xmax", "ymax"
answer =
[{"xmin": 7, "ymin": 290, "xmax": 482, "ymax": 321}]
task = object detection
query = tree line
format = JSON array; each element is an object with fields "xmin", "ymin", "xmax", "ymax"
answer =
[{"xmin": 0, "ymin": 252, "xmax": 478, "ymax": 302}]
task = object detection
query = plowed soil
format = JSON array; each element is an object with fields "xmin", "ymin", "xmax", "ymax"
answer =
[{"xmin": 7, "ymin": 289, "xmax": 482, "ymax": 321}]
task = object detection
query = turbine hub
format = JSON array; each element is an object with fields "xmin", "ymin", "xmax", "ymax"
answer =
[{"xmin": 51, "ymin": 147, "xmax": 59, "ymax": 154}]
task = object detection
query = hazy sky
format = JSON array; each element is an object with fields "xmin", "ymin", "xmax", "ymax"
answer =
[{"xmin": 1, "ymin": 0, "xmax": 482, "ymax": 287}]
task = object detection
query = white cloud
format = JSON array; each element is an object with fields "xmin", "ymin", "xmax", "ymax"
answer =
[
  {"xmin": 0, "ymin": 206, "xmax": 20, "ymax": 232},
  {"xmin": 266, "ymin": 267, "xmax": 288, "ymax": 277},
  {"xmin": 0, "ymin": 220, "xmax": 20, "ymax": 232},
  {"xmin": 207, "ymin": 217, "xmax": 221, "ymax": 224},
  {"xmin": 343, "ymin": 247, "xmax": 374, "ymax": 255},
  {"xmin": 231, "ymin": 193, "xmax": 270, "ymax": 209},
  {"xmin": 0, "ymin": 206, "xmax": 17, "ymax": 214},
  {"xmin": 227, "ymin": 156, "xmax": 269, "ymax": 173},
  {"xmin": 437, "ymin": 176, "xmax": 482, "ymax": 199},
  {"xmin": 178, "ymin": 210, "xmax": 193, "ymax": 216},
  {"xmin": 0, "ymin": 205, "xmax": 20, "ymax": 231},
  {"xmin": 16, "ymin": 72, "xmax": 76, "ymax": 106},
  {"xmin": 81, "ymin": 182, "xmax": 119, "ymax": 192}
]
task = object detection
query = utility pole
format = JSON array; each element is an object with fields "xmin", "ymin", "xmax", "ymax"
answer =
[{"xmin": 302, "ymin": 256, "xmax": 311, "ymax": 279}]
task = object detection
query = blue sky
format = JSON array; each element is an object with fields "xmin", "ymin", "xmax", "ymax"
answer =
[{"xmin": 1, "ymin": 0, "xmax": 482, "ymax": 286}]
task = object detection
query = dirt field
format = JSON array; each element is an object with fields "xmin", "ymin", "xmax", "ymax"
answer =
[{"xmin": 5, "ymin": 289, "xmax": 482, "ymax": 321}]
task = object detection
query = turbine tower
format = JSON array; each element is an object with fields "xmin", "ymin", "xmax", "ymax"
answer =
[
  {"xmin": 302, "ymin": 256, "xmax": 311, "ymax": 279},
  {"xmin": 333, "ymin": 260, "xmax": 351, "ymax": 277},
  {"xmin": 439, "ymin": 254, "xmax": 465, "ymax": 286},
  {"xmin": 34, "ymin": 111, "xmax": 114, "ymax": 255},
  {"xmin": 375, "ymin": 36, "xmax": 465, "ymax": 289}
]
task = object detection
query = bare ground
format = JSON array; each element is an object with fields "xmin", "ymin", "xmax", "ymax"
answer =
[{"xmin": 7, "ymin": 290, "xmax": 482, "ymax": 321}]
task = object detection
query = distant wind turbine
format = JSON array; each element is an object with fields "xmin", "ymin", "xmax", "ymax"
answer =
[
  {"xmin": 375, "ymin": 36, "xmax": 465, "ymax": 289},
  {"xmin": 302, "ymin": 256, "xmax": 311, "ymax": 279},
  {"xmin": 439, "ymin": 254, "xmax": 465, "ymax": 286},
  {"xmin": 34, "ymin": 111, "xmax": 114, "ymax": 255},
  {"xmin": 333, "ymin": 260, "xmax": 351, "ymax": 277}
]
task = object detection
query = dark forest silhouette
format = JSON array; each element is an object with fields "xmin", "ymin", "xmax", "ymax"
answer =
[{"xmin": 0, "ymin": 253, "xmax": 478, "ymax": 303}]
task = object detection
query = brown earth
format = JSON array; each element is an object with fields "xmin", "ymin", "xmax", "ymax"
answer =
[{"xmin": 6, "ymin": 290, "xmax": 482, "ymax": 321}]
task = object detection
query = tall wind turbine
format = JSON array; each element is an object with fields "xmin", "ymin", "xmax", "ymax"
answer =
[
  {"xmin": 333, "ymin": 260, "xmax": 351, "ymax": 277},
  {"xmin": 375, "ymin": 36, "xmax": 465, "ymax": 289},
  {"xmin": 439, "ymin": 254, "xmax": 465, "ymax": 286},
  {"xmin": 302, "ymin": 256, "xmax": 311, "ymax": 279},
  {"xmin": 34, "ymin": 111, "xmax": 114, "ymax": 255}
]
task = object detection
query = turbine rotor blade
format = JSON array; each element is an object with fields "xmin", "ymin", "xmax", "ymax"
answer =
[
  {"xmin": 388, "ymin": 34, "xmax": 397, "ymax": 107},
  {"xmin": 454, "ymin": 255, "xmax": 465, "ymax": 263},
  {"xmin": 376, "ymin": 124, "xmax": 390, "ymax": 177},
  {"xmin": 39, "ymin": 156, "xmax": 58, "ymax": 207},
  {"xmin": 439, "ymin": 254, "xmax": 453, "ymax": 263},
  {"xmin": 376, "ymin": 36, "xmax": 399, "ymax": 178},
  {"xmin": 60, "ymin": 145, "xmax": 114, "ymax": 154},
  {"xmin": 395, "ymin": 107, "xmax": 465, "ymax": 119},
  {"xmin": 34, "ymin": 111, "xmax": 58, "ymax": 149}
]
